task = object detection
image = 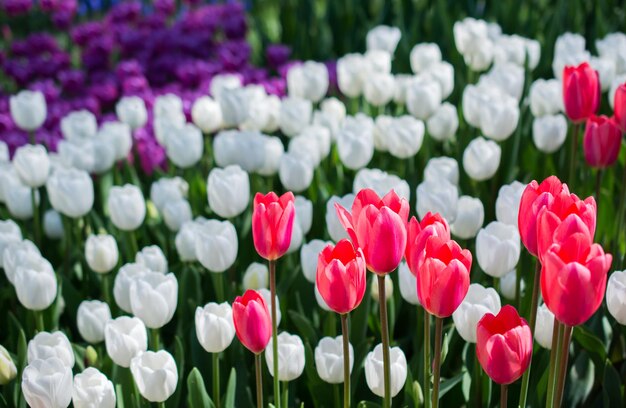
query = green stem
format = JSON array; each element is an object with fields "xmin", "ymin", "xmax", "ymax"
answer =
[
  {"xmin": 546, "ymin": 321, "xmax": 563, "ymax": 408},
  {"xmin": 127, "ymin": 229, "xmax": 139, "ymax": 259},
  {"xmin": 334, "ymin": 384, "xmax": 341, "ymax": 408},
  {"xmin": 554, "ymin": 325, "xmax": 572, "ymax": 408},
  {"xmin": 34, "ymin": 310, "xmax": 45, "ymax": 333},
  {"xmin": 341, "ymin": 313, "xmax": 350, "ymax": 408},
  {"xmin": 29, "ymin": 130, "xmax": 35, "ymax": 145},
  {"xmin": 474, "ymin": 353, "xmax": 482, "ymax": 407},
  {"xmin": 157, "ymin": 402, "xmax": 165, "ymax": 408},
  {"xmin": 518, "ymin": 260, "xmax": 541, "ymax": 408},
  {"xmin": 150, "ymin": 329, "xmax": 160, "ymax": 350},
  {"xmin": 269, "ymin": 259, "xmax": 280, "ymax": 408},
  {"xmin": 568, "ymin": 123, "xmax": 579, "ymax": 188},
  {"xmin": 255, "ymin": 353, "xmax": 263, "ymax": 408},
  {"xmin": 423, "ymin": 308, "xmax": 431, "ymax": 408},
  {"xmin": 282, "ymin": 381, "xmax": 288, "ymax": 408},
  {"xmin": 501, "ymin": 384, "xmax": 508, "ymax": 408},
  {"xmin": 515, "ymin": 266, "xmax": 521, "ymax": 309},
  {"xmin": 101, "ymin": 273, "xmax": 112, "ymax": 307},
  {"xmin": 31, "ymin": 188, "xmax": 40, "ymax": 246},
  {"xmin": 431, "ymin": 317, "xmax": 443, "ymax": 408},
  {"xmin": 213, "ymin": 353, "xmax": 221, "ymax": 408},
  {"xmin": 595, "ymin": 169, "xmax": 602, "ymax": 210},
  {"xmin": 377, "ymin": 275, "xmax": 391, "ymax": 408},
  {"xmin": 212, "ymin": 272, "xmax": 225, "ymax": 303}
]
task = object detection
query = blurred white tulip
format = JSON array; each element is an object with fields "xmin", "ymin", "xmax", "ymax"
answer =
[
  {"xmin": 191, "ymin": 96, "xmax": 223, "ymax": 133},
  {"xmin": 607, "ymin": 271, "xmax": 626, "ymax": 325},
  {"xmin": 107, "ymin": 184, "xmax": 146, "ymax": 231},
  {"xmin": 150, "ymin": 177, "xmax": 188, "ymax": 212},
  {"xmin": 154, "ymin": 94, "xmax": 184, "ymax": 120},
  {"xmin": 207, "ymin": 165, "xmax": 250, "ymax": 218},
  {"xmin": 300, "ymin": 240, "xmax": 330, "ymax": 283},
  {"xmin": 287, "ymin": 61, "xmax": 329, "ymax": 103},
  {"xmin": 43, "ymin": 210, "xmax": 64, "ymax": 240},
  {"xmin": 3, "ymin": 239, "xmax": 40, "ymax": 284},
  {"xmin": 165, "ymin": 124, "xmax": 204, "ymax": 169},
  {"xmin": 337, "ymin": 53, "xmax": 366, "ymax": 97},
  {"xmin": 135, "ymin": 246, "xmax": 168, "ymax": 274},
  {"xmin": 85, "ymin": 234, "xmax": 119, "ymax": 274},
  {"xmin": 0, "ymin": 219, "xmax": 22, "ymax": 265},
  {"xmin": 113, "ymin": 263, "xmax": 150, "ymax": 314},
  {"xmin": 451, "ymin": 196, "xmax": 484, "ymax": 239},
  {"xmin": 130, "ymin": 272, "xmax": 178, "ymax": 329},
  {"xmin": 195, "ymin": 302, "xmax": 235, "ymax": 353},
  {"xmin": 13, "ymin": 144, "xmax": 50, "ymax": 188},
  {"xmin": 552, "ymin": 32, "xmax": 590, "ymax": 79},
  {"xmin": 242, "ymin": 262, "xmax": 269, "ymax": 290},
  {"xmin": 4, "ymin": 177, "xmax": 39, "ymax": 220},
  {"xmin": 130, "ymin": 350, "xmax": 178, "ymax": 402},
  {"xmin": 370, "ymin": 275, "xmax": 393, "ymax": 303},
  {"xmin": 279, "ymin": 152, "xmax": 314, "ymax": 193},
  {"xmin": 98, "ymin": 121, "xmax": 132, "ymax": 162},
  {"xmin": 423, "ymin": 156, "xmax": 459, "ymax": 185},
  {"xmin": 210, "ymin": 74, "xmax": 243, "ymax": 100},
  {"xmin": 175, "ymin": 221, "xmax": 199, "ymax": 262},
  {"xmin": 363, "ymin": 72, "xmax": 395, "ymax": 106},
  {"xmin": 314, "ymin": 336, "xmax": 354, "ymax": 384},
  {"xmin": 22, "ymin": 357, "xmax": 73, "ymax": 408},
  {"xmin": 337, "ymin": 115, "xmax": 375, "ymax": 170},
  {"xmin": 257, "ymin": 135, "xmax": 285, "ymax": 176},
  {"xmin": 13, "ymin": 254, "xmax": 56, "ymax": 311},
  {"xmin": 27, "ymin": 331, "xmax": 74, "ymax": 368},
  {"xmin": 452, "ymin": 284, "xmax": 501, "ymax": 343},
  {"xmin": 406, "ymin": 76, "xmax": 442, "ymax": 120},
  {"xmin": 77, "ymin": 300, "xmax": 112, "ymax": 344},
  {"xmin": 463, "ymin": 137, "xmax": 501, "ymax": 181},
  {"xmin": 535, "ymin": 304, "xmax": 555, "ymax": 349},
  {"xmin": 72, "ymin": 367, "xmax": 116, "ymax": 408},
  {"xmin": 280, "ymin": 97, "xmax": 312, "ymax": 137},
  {"xmin": 195, "ymin": 219, "xmax": 238, "ymax": 273},
  {"xmin": 453, "ymin": 18, "xmax": 494, "ymax": 71},
  {"xmin": 384, "ymin": 116, "xmax": 424, "ymax": 159},
  {"xmin": 162, "ymin": 199, "xmax": 192, "ymax": 232},
  {"xmin": 398, "ymin": 262, "xmax": 420, "ymax": 306},
  {"xmin": 353, "ymin": 168, "xmax": 410, "ymax": 202},
  {"xmin": 366, "ymin": 25, "xmax": 401, "ymax": 54},
  {"xmin": 427, "ymin": 102, "xmax": 458, "ymax": 142},
  {"xmin": 476, "ymin": 222, "xmax": 521, "ymax": 278},
  {"xmin": 590, "ymin": 56, "xmax": 615, "ymax": 91},
  {"xmin": 499, "ymin": 269, "xmax": 524, "ymax": 301},
  {"xmin": 259, "ymin": 288, "xmax": 281, "ymax": 326},
  {"xmin": 10, "ymin": 90, "xmax": 46, "ymax": 131},
  {"xmin": 46, "ymin": 167, "xmax": 94, "ymax": 218},
  {"xmin": 265, "ymin": 332, "xmax": 305, "ymax": 381},
  {"xmin": 416, "ymin": 178, "xmax": 458, "ymax": 223},
  {"xmin": 529, "ymin": 79, "xmax": 564, "ymax": 117},
  {"xmin": 116, "ymin": 96, "xmax": 147, "ymax": 130},
  {"xmin": 61, "ymin": 110, "xmax": 97, "ymax": 141},
  {"xmin": 495, "ymin": 181, "xmax": 526, "ymax": 227},
  {"xmin": 0, "ymin": 345, "xmax": 17, "ymax": 385},
  {"xmin": 410, "ymin": 43, "xmax": 442, "ymax": 73},
  {"xmin": 478, "ymin": 95, "xmax": 520, "ymax": 141},
  {"xmin": 326, "ymin": 194, "xmax": 355, "ymax": 242},
  {"xmin": 532, "ymin": 114, "xmax": 568, "ymax": 154}
]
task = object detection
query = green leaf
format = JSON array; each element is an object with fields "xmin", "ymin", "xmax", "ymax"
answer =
[
  {"xmin": 115, "ymin": 384, "xmax": 125, "ymax": 408},
  {"xmin": 224, "ymin": 368, "xmax": 237, "ymax": 408},
  {"xmin": 439, "ymin": 371, "xmax": 464, "ymax": 398},
  {"xmin": 288, "ymin": 310, "xmax": 318, "ymax": 345},
  {"xmin": 187, "ymin": 368, "xmax": 216, "ymax": 408},
  {"xmin": 166, "ymin": 336, "xmax": 185, "ymax": 408},
  {"xmin": 357, "ymin": 402, "xmax": 382, "ymax": 408},
  {"xmin": 573, "ymin": 325, "xmax": 607, "ymax": 367},
  {"xmin": 602, "ymin": 360, "xmax": 623, "ymax": 407}
]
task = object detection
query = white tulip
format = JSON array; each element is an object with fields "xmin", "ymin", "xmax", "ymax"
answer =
[
  {"xmin": 300, "ymin": 240, "xmax": 330, "ymax": 283},
  {"xmin": 91, "ymin": 136, "xmax": 117, "ymax": 175},
  {"xmin": 135, "ymin": 245, "xmax": 168, "ymax": 274},
  {"xmin": 552, "ymin": 33, "xmax": 590, "ymax": 79},
  {"xmin": 210, "ymin": 74, "xmax": 243, "ymax": 100},
  {"xmin": 154, "ymin": 94, "xmax": 183, "ymax": 120},
  {"xmin": 365, "ymin": 344, "xmax": 407, "ymax": 398},
  {"xmin": 27, "ymin": 331, "xmax": 74, "ymax": 368},
  {"xmin": 416, "ymin": 178, "xmax": 458, "ymax": 223},
  {"xmin": 406, "ymin": 76, "xmax": 442, "ymax": 120},
  {"xmin": 3, "ymin": 239, "xmax": 40, "ymax": 284},
  {"xmin": 213, "ymin": 130, "xmax": 265, "ymax": 173},
  {"xmin": 116, "ymin": 96, "xmax": 147, "ymax": 130},
  {"xmin": 353, "ymin": 168, "xmax": 410, "ymax": 201},
  {"xmin": 364, "ymin": 49, "xmax": 392, "ymax": 74},
  {"xmin": 299, "ymin": 125, "xmax": 332, "ymax": 162},
  {"xmin": 195, "ymin": 219, "xmax": 238, "ymax": 273},
  {"xmin": 107, "ymin": 184, "xmax": 145, "ymax": 231},
  {"xmin": 532, "ymin": 114, "xmax": 568, "ymax": 154},
  {"xmin": 326, "ymin": 194, "xmax": 355, "ymax": 242},
  {"xmin": 265, "ymin": 332, "xmax": 305, "ymax": 381},
  {"xmin": 370, "ymin": 275, "xmax": 393, "ymax": 303},
  {"xmin": 150, "ymin": 177, "xmax": 188, "ymax": 212},
  {"xmin": 337, "ymin": 115, "xmax": 375, "ymax": 170},
  {"xmin": 191, "ymin": 96, "xmax": 223, "ymax": 133},
  {"xmin": 175, "ymin": 221, "xmax": 199, "ymax": 262},
  {"xmin": 46, "ymin": 167, "xmax": 94, "ymax": 218},
  {"xmin": 495, "ymin": 181, "xmax": 526, "ymax": 227},
  {"xmin": 207, "ymin": 165, "xmax": 250, "ymax": 218},
  {"xmin": 0, "ymin": 219, "xmax": 22, "ymax": 264},
  {"xmin": 392, "ymin": 74, "xmax": 413, "ymax": 105},
  {"xmin": 217, "ymin": 87, "xmax": 250, "ymax": 128},
  {"xmin": 0, "ymin": 141, "xmax": 8, "ymax": 163},
  {"xmin": 453, "ymin": 18, "xmax": 494, "ymax": 71},
  {"xmin": 366, "ymin": 25, "xmax": 401, "ymax": 54},
  {"xmin": 314, "ymin": 336, "xmax": 354, "ymax": 384},
  {"xmin": 98, "ymin": 121, "xmax": 132, "ymax": 162},
  {"xmin": 13, "ymin": 144, "xmax": 50, "ymax": 188},
  {"xmin": 77, "ymin": 300, "xmax": 112, "ymax": 344},
  {"xmin": 130, "ymin": 350, "xmax": 178, "ymax": 402},
  {"xmin": 424, "ymin": 156, "xmax": 459, "ymax": 185},
  {"xmin": 113, "ymin": 263, "xmax": 150, "ymax": 314},
  {"xmin": 105, "ymin": 316, "xmax": 148, "ymax": 368},
  {"xmin": 13, "ymin": 254, "xmax": 57, "ymax": 311},
  {"xmin": 609, "ymin": 74, "xmax": 626, "ymax": 110},
  {"xmin": 607, "ymin": 271, "xmax": 626, "ymax": 325},
  {"xmin": 60, "ymin": 110, "xmax": 98, "ymax": 141},
  {"xmin": 287, "ymin": 222, "xmax": 304, "ymax": 255},
  {"xmin": 479, "ymin": 99, "xmax": 520, "ymax": 142},
  {"xmin": 424, "ymin": 61, "xmax": 455, "ymax": 99},
  {"xmin": 499, "ymin": 269, "xmax": 524, "ymax": 301},
  {"xmin": 57, "ymin": 138, "xmax": 96, "ymax": 173},
  {"xmin": 288, "ymin": 135, "xmax": 321, "ymax": 168},
  {"xmin": 130, "ymin": 272, "xmax": 178, "ymax": 329},
  {"xmin": 10, "ymin": 90, "xmax": 46, "ymax": 131},
  {"xmin": 22, "ymin": 357, "xmax": 73, "ymax": 408},
  {"xmin": 590, "ymin": 56, "xmax": 615, "ymax": 91},
  {"xmin": 72, "ymin": 367, "xmax": 116, "ymax": 408},
  {"xmin": 383, "ymin": 116, "xmax": 424, "ymax": 159},
  {"xmin": 451, "ymin": 196, "xmax": 484, "ymax": 239},
  {"xmin": 479, "ymin": 62, "xmax": 525, "ymax": 102},
  {"xmin": 535, "ymin": 304, "xmax": 555, "ymax": 349},
  {"xmin": 476, "ymin": 222, "xmax": 521, "ymax": 278},
  {"xmin": 452, "ymin": 284, "xmax": 501, "ymax": 343},
  {"xmin": 337, "ymin": 53, "xmax": 365, "ymax": 97},
  {"xmin": 0, "ymin": 345, "xmax": 17, "ymax": 385},
  {"xmin": 463, "ymin": 137, "xmax": 501, "ymax": 181},
  {"xmin": 4, "ymin": 177, "xmax": 39, "ymax": 220},
  {"xmin": 596, "ymin": 32, "xmax": 626, "ymax": 75},
  {"xmin": 410, "ymin": 43, "xmax": 442, "ymax": 73},
  {"xmin": 195, "ymin": 302, "xmax": 235, "ymax": 353},
  {"xmin": 257, "ymin": 135, "xmax": 285, "ymax": 176},
  {"xmin": 85, "ymin": 234, "xmax": 119, "ymax": 274},
  {"xmin": 398, "ymin": 262, "xmax": 420, "ymax": 305},
  {"xmin": 529, "ymin": 79, "xmax": 563, "ymax": 117},
  {"xmin": 279, "ymin": 97, "xmax": 312, "ymax": 137},
  {"xmin": 154, "ymin": 117, "xmax": 185, "ymax": 146},
  {"xmin": 287, "ymin": 61, "xmax": 329, "ymax": 102},
  {"xmin": 295, "ymin": 196, "xmax": 313, "ymax": 235},
  {"xmin": 259, "ymin": 288, "xmax": 281, "ymax": 326},
  {"xmin": 162, "ymin": 199, "xmax": 192, "ymax": 232},
  {"xmin": 427, "ymin": 102, "xmax": 458, "ymax": 142},
  {"xmin": 242, "ymin": 262, "xmax": 269, "ymax": 290},
  {"xmin": 279, "ymin": 152, "xmax": 314, "ymax": 193},
  {"xmin": 363, "ymin": 72, "xmax": 395, "ymax": 106},
  {"xmin": 165, "ymin": 124, "xmax": 203, "ymax": 169},
  {"xmin": 44, "ymin": 210, "xmax": 64, "ymax": 240}
]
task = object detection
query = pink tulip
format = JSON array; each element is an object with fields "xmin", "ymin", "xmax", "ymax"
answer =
[
  {"xmin": 562, "ymin": 62, "xmax": 600, "ymax": 123},
  {"xmin": 583, "ymin": 115, "xmax": 622, "ymax": 168},
  {"xmin": 405, "ymin": 212, "xmax": 450, "ymax": 277},
  {"xmin": 232, "ymin": 290, "xmax": 272, "ymax": 354},
  {"xmin": 252, "ymin": 192, "xmax": 295, "ymax": 261}
]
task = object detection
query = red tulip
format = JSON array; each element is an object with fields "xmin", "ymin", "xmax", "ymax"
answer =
[
  {"xmin": 405, "ymin": 212, "xmax": 450, "ymax": 277},
  {"xmin": 416, "ymin": 236, "xmax": 472, "ymax": 318},
  {"xmin": 518, "ymin": 176, "xmax": 567, "ymax": 256},
  {"xmin": 335, "ymin": 188, "xmax": 409, "ymax": 275},
  {"xmin": 232, "ymin": 290, "xmax": 272, "ymax": 354},
  {"xmin": 476, "ymin": 305, "xmax": 532, "ymax": 385},
  {"xmin": 562, "ymin": 62, "xmax": 600, "ymax": 123},
  {"xmin": 541, "ymin": 233, "xmax": 612, "ymax": 326},
  {"xmin": 583, "ymin": 115, "xmax": 622, "ymax": 168},
  {"xmin": 252, "ymin": 192, "xmax": 295, "ymax": 261},
  {"xmin": 614, "ymin": 83, "xmax": 626, "ymax": 132},
  {"xmin": 316, "ymin": 239, "xmax": 367, "ymax": 314}
]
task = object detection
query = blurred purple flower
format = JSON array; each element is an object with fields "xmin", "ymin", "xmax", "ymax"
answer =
[
  {"xmin": 135, "ymin": 134, "xmax": 167, "ymax": 175},
  {"xmin": 58, "ymin": 70, "xmax": 86, "ymax": 94},
  {"xmin": 218, "ymin": 40, "xmax": 250, "ymax": 70},
  {"xmin": 154, "ymin": 0, "xmax": 175, "ymax": 16},
  {"xmin": 29, "ymin": 79, "xmax": 61, "ymax": 103},
  {"xmin": 266, "ymin": 44, "xmax": 291, "ymax": 70},
  {"xmin": 3, "ymin": 0, "xmax": 32, "ymax": 16},
  {"xmin": 71, "ymin": 21, "xmax": 105, "ymax": 47}
]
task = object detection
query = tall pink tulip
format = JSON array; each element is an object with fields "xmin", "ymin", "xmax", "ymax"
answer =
[
  {"xmin": 232, "ymin": 290, "xmax": 272, "ymax": 354},
  {"xmin": 335, "ymin": 188, "xmax": 409, "ymax": 275},
  {"xmin": 252, "ymin": 192, "xmax": 295, "ymax": 261},
  {"xmin": 405, "ymin": 212, "xmax": 450, "ymax": 277},
  {"xmin": 583, "ymin": 115, "xmax": 622, "ymax": 168},
  {"xmin": 614, "ymin": 83, "xmax": 626, "ymax": 132},
  {"xmin": 562, "ymin": 62, "xmax": 600, "ymax": 123}
]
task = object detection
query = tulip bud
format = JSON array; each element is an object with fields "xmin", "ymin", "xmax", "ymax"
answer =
[
  {"xmin": 22, "ymin": 357, "xmax": 73, "ymax": 408},
  {"xmin": 105, "ymin": 316, "xmax": 148, "ymax": 368},
  {"xmin": 424, "ymin": 156, "xmax": 459, "ymax": 186},
  {"xmin": 416, "ymin": 178, "xmax": 459, "ymax": 223},
  {"xmin": 77, "ymin": 300, "xmax": 112, "ymax": 344},
  {"xmin": 451, "ymin": 196, "xmax": 484, "ymax": 239},
  {"xmin": 85, "ymin": 234, "xmax": 119, "ymax": 274},
  {"xmin": 13, "ymin": 144, "xmax": 50, "ymax": 188},
  {"xmin": 535, "ymin": 304, "xmax": 555, "ymax": 349},
  {"xmin": 583, "ymin": 115, "xmax": 622, "ymax": 168},
  {"xmin": 406, "ymin": 76, "xmax": 442, "ymax": 120},
  {"xmin": 46, "ymin": 167, "xmax": 94, "ymax": 218},
  {"xmin": 383, "ymin": 116, "xmax": 424, "ymax": 159},
  {"xmin": 195, "ymin": 302, "xmax": 236, "ymax": 353},
  {"xmin": 14, "ymin": 254, "xmax": 57, "ymax": 311},
  {"xmin": 130, "ymin": 272, "xmax": 178, "ymax": 329},
  {"xmin": 150, "ymin": 177, "xmax": 188, "ymax": 212},
  {"xmin": 452, "ymin": 284, "xmax": 501, "ymax": 343},
  {"xmin": 3, "ymin": 239, "xmax": 40, "ymax": 285},
  {"xmin": 98, "ymin": 121, "xmax": 132, "ymax": 162},
  {"xmin": 232, "ymin": 290, "xmax": 272, "ymax": 354},
  {"xmin": 207, "ymin": 165, "xmax": 250, "ymax": 218},
  {"xmin": 28, "ymin": 331, "xmax": 75, "ymax": 368},
  {"xmin": 243, "ymin": 262, "xmax": 269, "ymax": 290},
  {"xmin": 162, "ymin": 199, "xmax": 192, "ymax": 232},
  {"xmin": 116, "ymin": 96, "xmax": 148, "ymax": 130},
  {"xmin": 427, "ymin": 102, "xmax": 459, "ymax": 142},
  {"xmin": 529, "ymin": 79, "xmax": 563, "ymax": 116},
  {"xmin": 72, "ymin": 367, "xmax": 116, "ymax": 408},
  {"xmin": 0, "ymin": 345, "xmax": 17, "ymax": 385},
  {"xmin": 607, "ymin": 271, "xmax": 626, "ymax": 325},
  {"xmin": 476, "ymin": 222, "xmax": 521, "ymax": 278},
  {"xmin": 463, "ymin": 137, "xmax": 501, "ymax": 181},
  {"xmin": 365, "ymin": 344, "xmax": 407, "ymax": 398},
  {"xmin": 287, "ymin": 61, "xmax": 329, "ymax": 103},
  {"xmin": 130, "ymin": 350, "xmax": 178, "ymax": 402},
  {"xmin": 135, "ymin": 245, "xmax": 168, "ymax": 274},
  {"xmin": 370, "ymin": 274, "xmax": 393, "ymax": 303},
  {"xmin": 107, "ymin": 184, "xmax": 146, "ymax": 231},
  {"xmin": 85, "ymin": 346, "xmax": 98, "ymax": 367},
  {"xmin": 398, "ymin": 262, "xmax": 420, "ymax": 305},
  {"xmin": 314, "ymin": 336, "xmax": 354, "ymax": 384},
  {"xmin": 10, "ymin": 90, "xmax": 47, "ymax": 131},
  {"xmin": 479, "ymin": 96, "xmax": 520, "ymax": 142},
  {"xmin": 410, "ymin": 43, "xmax": 442, "ymax": 73},
  {"xmin": 0, "ymin": 219, "xmax": 22, "ymax": 265},
  {"xmin": 265, "ymin": 332, "xmax": 305, "ymax": 381},
  {"xmin": 113, "ymin": 263, "xmax": 150, "ymax": 314},
  {"xmin": 326, "ymin": 194, "xmax": 355, "ymax": 242},
  {"xmin": 563, "ymin": 62, "xmax": 600, "ymax": 123},
  {"xmin": 195, "ymin": 219, "xmax": 238, "ymax": 273}
]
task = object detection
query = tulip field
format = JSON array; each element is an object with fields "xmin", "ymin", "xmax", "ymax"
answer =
[{"xmin": 2, "ymin": 0, "xmax": 626, "ymax": 407}]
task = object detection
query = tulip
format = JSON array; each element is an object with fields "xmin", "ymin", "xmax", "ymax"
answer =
[
  {"xmin": 43, "ymin": 210, "xmax": 64, "ymax": 240},
  {"xmin": 383, "ymin": 116, "xmax": 424, "ymax": 159},
  {"xmin": 607, "ymin": 271, "xmax": 626, "ymax": 325},
  {"xmin": 300, "ymin": 240, "xmax": 331, "ymax": 283},
  {"xmin": 583, "ymin": 115, "xmax": 622, "ymax": 168},
  {"xmin": 463, "ymin": 137, "xmax": 501, "ymax": 181},
  {"xmin": 541, "ymin": 233, "xmax": 611, "ymax": 327},
  {"xmin": 479, "ymin": 95, "xmax": 520, "ymax": 142},
  {"xmin": 367, "ymin": 25, "xmax": 401, "ymax": 54},
  {"xmin": 453, "ymin": 18, "xmax": 494, "ymax": 71},
  {"xmin": 135, "ymin": 245, "xmax": 168, "ymax": 274},
  {"xmin": 10, "ymin": 90, "xmax": 47, "ymax": 132},
  {"xmin": 294, "ymin": 196, "xmax": 313, "ymax": 236},
  {"xmin": 252, "ymin": 192, "xmax": 295, "ymax": 261},
  {"xmin": 217, "ymin": 87, "xmax": 250, "ymax": 128},
  {"xmin": 22, "ymin": 357, "xmax": 73, "ymax": 408},
  {"xmin": 286, "ymin": 219, "xmax": 304, "ymax": 256},
  {"xmin": 562, "ymin": 62, "xmax": 600, "ymax": 123},
  {"xmin": 191, "ymin": 96, "xmax": 223, "ymax": 133},
  {"xmin": 207, "ymin": 165, "xmax": 250, "ymax": 218},
  {"xmin": 85, "ymin": 234, "xmax": 119, "ymax": 274},
  {"xmin": 416, "ymin": 178, "xmax": 459, "ymax": 223},
  {"xmin": 479, "ymin": 62, "xmax": 525, "ymax": 103},
  {"xmin": 278, "ymin": 152, "xmax": 314, "ymax": 193},
  {"xmin": 232, "ymin": 290, "xmax": 272, "ymax": 354},
  {"xmin": 243, "ymin": 262, "xmax": 269, "ymax": 290},
  {"xmin": 452, "ymin": 284, "xmax": 501, "ymax": 343},
  {"xmin": 130, "ymin": 272, "xmax": 178, "ymax": 329},
  {"xmin": 4, "ymin": 176, "xmax": 39, "ymax": 220},
  {"xmin": 427, "ymin": 102, "xmax": 459, "ymax": 142},
  {"xmin": 259, "ymin": 288, "xmax": 282, "ymax": 326},
  {"xmin": 3, "ymin": 239, "xmax": 40, "ymax": 284},
  {"xmin": 396, "ymin": 262, "xmax": 420, "ymax": 305},
  {"xmin": 162, "ymin": 200, "xmax": 192, "ymax": 232},
  {"xmin": 476, "ymin": 305, "xmax": 532, "ymax": 384},
  {"xmin": 130, "ymin": 350, "xmax": 178, "ymax": 402},
  {"xmin": 424, "ymin": 157, "xmax": 459, "ymax": 186},
  {"xmin": 0, "ymin": 219, "xmax": 22, "ymax": 265},
  {"xmin": 353, "ymin": 168, "xmax": 410, "ymax": 202},
  {"xmin": 195, "ymin": 219, "xmax": 238, "ymax": 273},
  {"xmin": 104, "ymin": 316, "xmax": 148, "ymax": 368},
  {"xmin": 77, "ymin": 300, "xmax": 111, "ymax": 344},
  {"xmin": 476, "ymin": 222, "xmax": 521, "ymax": 278},
  {"xmin": 0, "ymin": 142, "xmax": 7, "ymax": 163},
  {"xmin": 72, "ymin": 367, "xmax": 116, "ymax": 408},
  {"xmin": 13, "ymin": 144, "xmax": 50, "ymax": 188},
  {"xmin": 60, "ymin": 110, "xmax": 98, "ymax": 141},
  {"xmin": 406, "ymin": 76, "xmax": 442, "ymax": 120},
  {"xmin": 107, "ymin": 184, "xmax": 146, "ymax": 231},
  {"xmin": 27, "ymin": 331, "xmax": 74, "ymax": 368},
  {"xmin": 211, "ymin": 73, "xmax": 243, "ymax": 100},
  {"xmin": 113, "ymin": 263, "xmax": 150, "ymax": 313},
  {"xmin": 337, "ymin": 115, "xmax": 375, "ymax": 170},
  {"xmin": 405, "ymin": 213, "xmax": 451, "ymax": 276},
  {"xmin": 13, "ymin": 254, "xmax": 57, "ymax": 311},
  {"xmin": 257, "ymin": 135, "xmax": 285, "ymax": 176},
  {"xmin": 46, "ymin": 168, "xmax": 94, "ymax": 218},
  {"xmin": 499, "ymin": 269, "xmax": 524, "ymax": 301},
  {"xmin": 264, "ymin": 332, "xmax": 305, "ymax": 382},
  {"xmin": 592, "ymin": 56, "xmax": 616, "ymax": 92},
  {"xmin": 363, "ymin": 72, "xmax": 395, "ymax": 107},
  {"xmin": 364, "ymin": 344, "xmax": 407, "ymax": 398},
  {"xmin": 0, "ymin": 345, "xmax": 17, "ymax": 385},
  {"xmin": 535, "ymin": 304, "xmax": 555, "ymax": 349},
  {"xmin": 98, "ymin": 121, "xmax": 132, "ymax": 162},
  {"xmin": 287, "ymin": 61, "xmax": 329, "ymax": 103},
  {"xmin": 410, "ymin": 43, "xmax": 442, "ymax": 73},
  {"xmin": 326, "ymin": 194, "xmax": 355, "ymax": 242},
  {"xmin": 614, "ymin": 83, "xmax": 626, "ymax": 132},
  {"xmin": 150, "ymin": 177, "xmax": 188, "ymax": 212},
  {"xmin": 195, "ymin": 302, "xmax": 236, "ymax": 353},
  {"xmin": 116, "ymin": 96, "xmax": 148, "ymax": 130},
  {"xmin": 154, "ymin": 94, "xmax": 183, "ymax": 120},
  {"xmin": 279, "ymin": 97, "xmax": 312, "ymax": 137},
  {"xmin": 529, "ymin": 79, "xmax": 564, "ymax": 117},
  {"xmin": 337, "ymin": 53, "xmax": 366, "ymax": 97},
  {"xmin": 315, "ymin": 336, "xmax": 354, "ymax": 384},
  {"xmin": 163, "ymin": 123, "xmax": 203, "ymax": 169},
  {"xmin": 495, "ymin": 181, "xmax": 526, "ymax": 227},
  {"xmin": 451, "ymin": 196, "xmax": 484, "ymax": 239}
]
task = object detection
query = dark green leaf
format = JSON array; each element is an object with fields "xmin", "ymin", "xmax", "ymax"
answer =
[
  {"xmin": 186, "ymin": 367, "xmax": 216, "ymax": 408},
  {"xmin": 224, "ymin": 368, "xmax": 237, "ymax": 408}
]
